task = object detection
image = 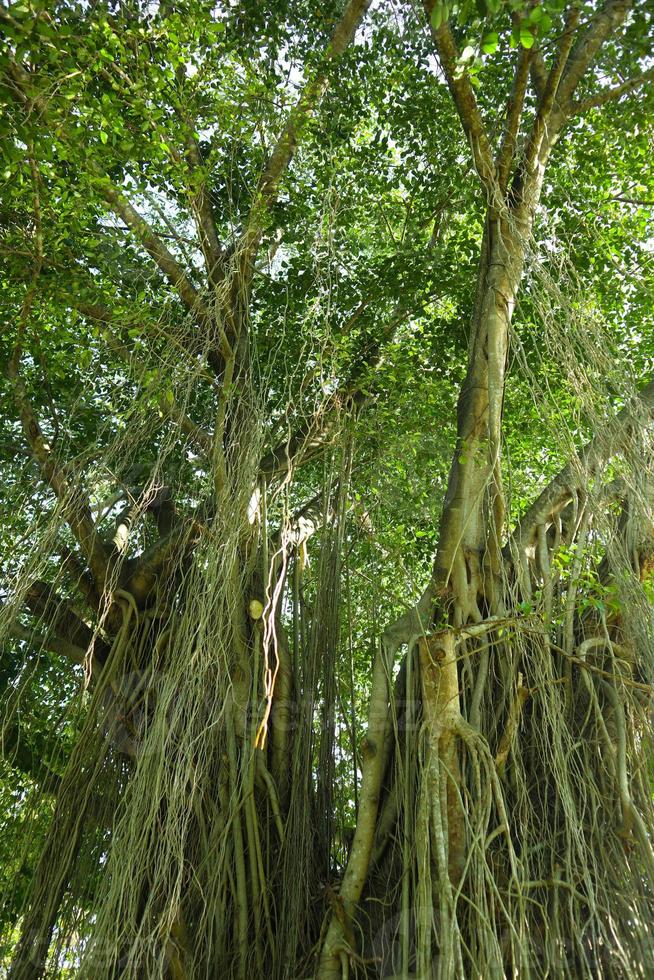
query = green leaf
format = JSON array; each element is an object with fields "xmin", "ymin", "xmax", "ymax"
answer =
[
  {"xmin": 519, "ymin": 27, "xmax": 535, "ymax": 48},
  {"xmin": 430, "ymin": 4, "xmax": 443, "ymax": 29},
  {"xmin": 78, "ymin": 349, "xmax": 92, "ymax": 371},
  {"xmin": 481, "ymin": 31, "xmax": 498, "ymax": 54}
]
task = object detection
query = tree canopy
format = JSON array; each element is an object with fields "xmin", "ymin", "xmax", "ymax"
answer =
[{"xmin": 1, "ymin": 0, "xmax": 653, "ymax": 977}]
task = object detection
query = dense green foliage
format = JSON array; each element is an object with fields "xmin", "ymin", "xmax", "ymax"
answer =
[{"xmin": 0, "ymin": 0, "xmax": 653, "ymax": 977}]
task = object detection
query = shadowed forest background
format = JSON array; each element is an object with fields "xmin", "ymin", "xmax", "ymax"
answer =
[{"xmin": 1, "ymin": 0, "xmax": 654, "ymax": 977}]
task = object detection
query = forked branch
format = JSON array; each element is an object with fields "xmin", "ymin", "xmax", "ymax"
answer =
[{"xmin": 556, "ymin": 0, "xmax": 634, "ymax": 109}]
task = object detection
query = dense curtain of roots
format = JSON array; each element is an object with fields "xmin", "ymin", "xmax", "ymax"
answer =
[
  {"xmin": 0, "ymin": 274, "xmax": 353, "ymax": 978},
  {"xmin": 357, "ymin": 241, "xmax": 654, "ymax": 979},
  {"xmin": 2, "ymin": 223, "xmax": 654, "ymax": 980}
]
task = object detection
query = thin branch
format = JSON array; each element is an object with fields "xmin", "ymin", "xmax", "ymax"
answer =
[
  {"xmin": 518, "ymin": 7, "xmax": 580, "ymax": 189},
  {"xmin": 529, "ymin": 50, "xmax": 548, "ymax": 99},
  {"xmin": 0, "ymin": 719, "xmax": 62, "ymax": 790},
  {"xmin": 98, "ymin": 223, "xmax": 199, "ymax": 246},
  {"xmin": 22, "ymin": 580, "xmax": 97, "ymax": 651},
  {"xmin": 4, "ymin": 579, "xmax": 106, "ymax": 669},
  {"xmin": 165, "ymin": 402, "xmax": 213, "ymax": 456},
  {"xmin": 72, "ymin": 299, "xmax": 215, "ymax": 381},
  {"xmin": 237, "ymin": 0, "xmax": 373, "ymax": 275},
  {"xmin": 184, "ymin": 133, "xmax": 226, "ymax": 285},
  {"xmin": 4, "ymin": 61, "xmax": 222, "ymax": 370},
  {"xmin": 259, "ymin": 301, "xmax": 410, "ymax": 479},
  {"xmin": 571, "ymin": 65, "xmax": 654, "ymax": 113},
  {"xmin": 4, "ymin": 588, "xmax": 104, "ymax": 696},
  {"xmin": 612, "ymin": 194, "xmax": 654, "ymax": 206},
  {"xmin": 74, "ymin": 300, "xmax": 216, "ymax": 451},
  {"xmin": 259, "ymin": 404, "xmax": 344, "ymax": 479},
  {"xmin": 140, "ymin": 188, "xmax": 197, "ymax": 269},
  {"xmin": 102, "ymin": 58, "xmax": 227, "ymax": 286}
]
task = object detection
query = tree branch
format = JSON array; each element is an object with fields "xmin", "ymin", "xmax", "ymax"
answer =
[
  {"xmin": 74, "ymin": 300, "xmax": 214, "ymax": 454},
  {"xmin": 497, "ymin": 46, "xmax": 533, "ymax": 192},
  {"xmin": 22, "ymin": 579, "xmax": 111, "ymax": 664},
  {"xmin": 510, "ymin": 380, "xmax": 654, "ymax": 551},
  {"xmin": 259, "ymin": 401, "xmax": 347, "ymax": 479},
  {"xmin": 6, "ymin": 352, "xmax": 109, "ymax": 587},
  {"xmin": 529, "ymin": 50, "xmax": 548, "ymax": 100},
  {"xmin": 259, "ymin": 301, "xmax": 410, "ymax": 479},
  {"xmin": 96, "ymin": 182, "xmax": 210, "ymax": 323},
  {"xmin": 73, "ymin": 298, "xmax": 217, "ymax": 381},
  {"xmin": 122, "ymin": 517, "xmax": 203, "ymax": 605},
  {"xmin": 513, "ymin": 6, "xmax": 580, "ymax": 197},
  {"xmin": 0, "ymin": 718, "xmax": 62, "ymax": 791},
  {"xmin": 424, "ymin": 7, "xmax": 498, "ymax": 197},
  {"xmin": 8, "ymin": 621, "xmax": 88, "ymax": 667},
  {"xmin": 237, "ymin": 0, "xmax": 373, "ymax": 274},
  {"xmin": 184, "ymin": 133, "xmax": 227, "ymax": 285},
  {"xmin": 556, "ymin": 0, "xmax": 634, "ymax": 110},
  {"xmin": 6, "ymin": 58, "xmax": 205, "ymax": 315},
  {"xmin": 102, "ymin": 59, "xmax": 227, "ymax": 287},
  {"xmin": 571, "ymin": 65, "xmax": 654, "ymax": 113}
]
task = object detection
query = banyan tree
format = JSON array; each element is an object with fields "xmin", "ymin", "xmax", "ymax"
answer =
[{"xmin": 1, "ymin": 0, "xmax": 654, "ymax": 976}]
